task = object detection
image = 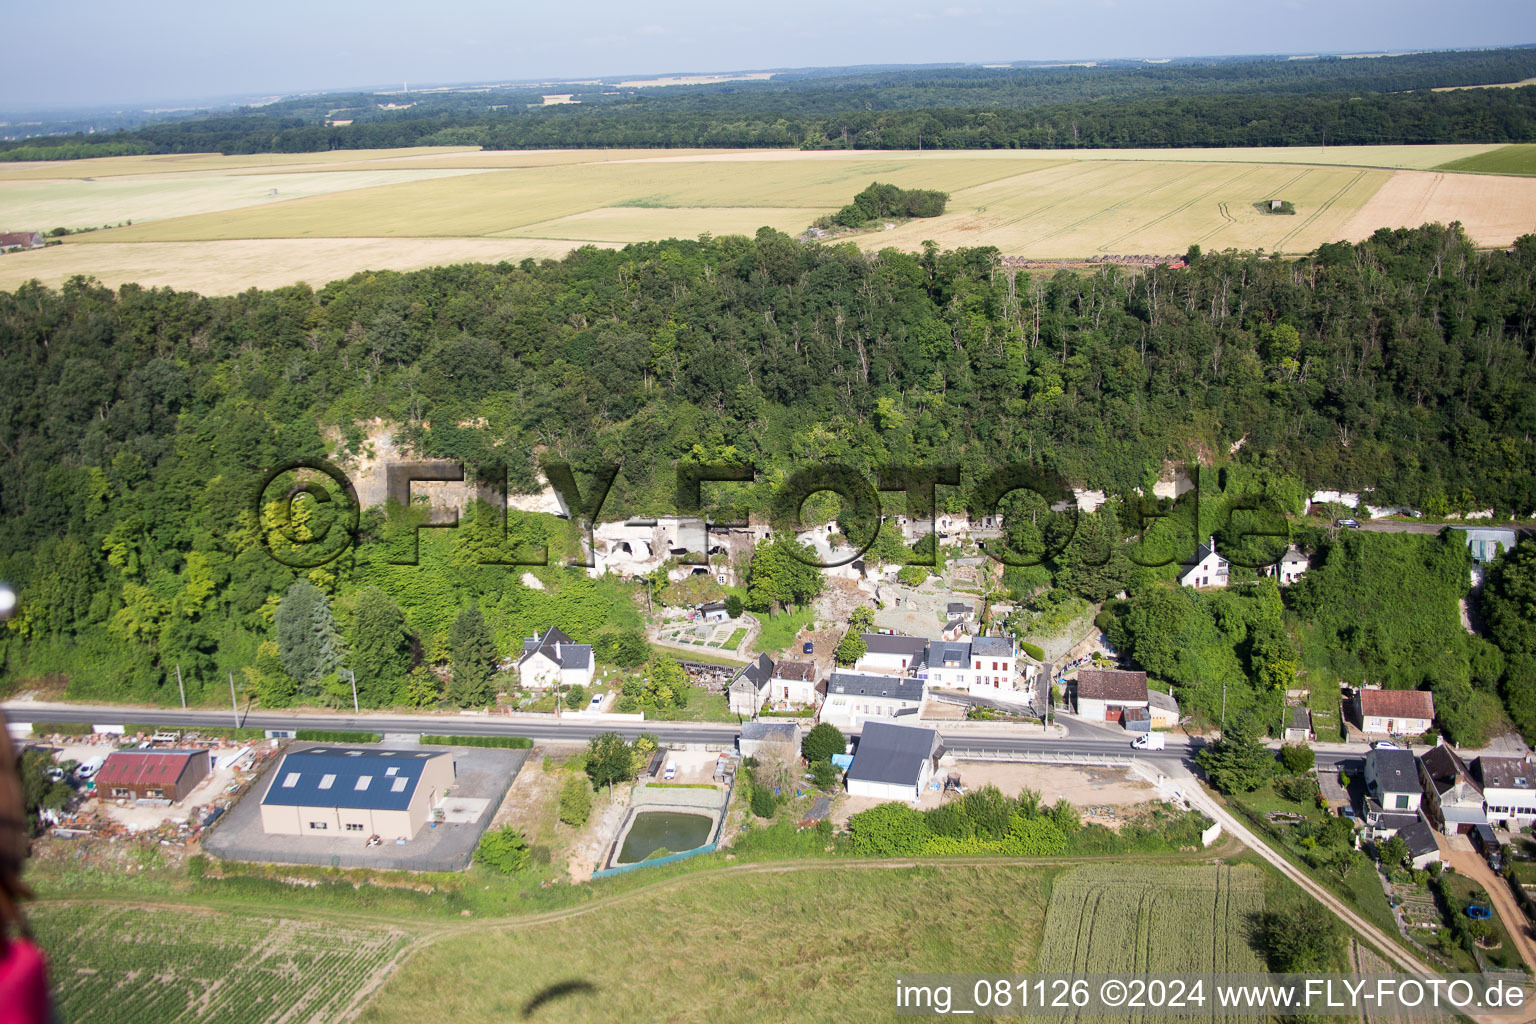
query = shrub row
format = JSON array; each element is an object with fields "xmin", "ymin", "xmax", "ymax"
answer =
[
  {"xmin": 295, "ymin": 730, "xmax": 381, "ymax": 743},
  {"xmin": 125, "ymin": 724, "xmax": 267, "ymax": 740},
  {"xmin": 29, "ymin": 722, "xmax": 95, "ymax": 736},
  {"xmin": 420, "ymin": 734, "xmax": 531, "ymax": 748},
  {"xmin": 1019, "ymin": 641, "xmax": 1045, "ymax": 661}
]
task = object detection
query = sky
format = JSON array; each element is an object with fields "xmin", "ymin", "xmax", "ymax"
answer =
[{"xmin": 6, "ymin": 0, "xmax": 1536, "ymax": 111}]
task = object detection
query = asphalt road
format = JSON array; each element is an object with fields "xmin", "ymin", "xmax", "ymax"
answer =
[{"xmin": 3, "ymin": 701, "xmax": 1193, "ymax": 765}]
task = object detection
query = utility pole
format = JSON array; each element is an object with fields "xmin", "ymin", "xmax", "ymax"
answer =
[
  {"xmin": 1220, "ymin": 681, "xmax": 1228, "ymax": 734},
  {"xmin": 346, "ymin": 669, "xmax": 359, "ymax": 714},
  {"xmin": 228, "ymin": 671, "xmax": 240, "ymax": 727},
  {"xmin": 175, "ymin": 664, "xmax": 186, "ymax": 709}
]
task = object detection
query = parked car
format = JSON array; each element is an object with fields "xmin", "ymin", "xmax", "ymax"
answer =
[
  {"xmin": 1337, "ymin": 518, "xmax": 1361, "ymax": 528},
  {"xmin": 588, "ymin": 693, "xmax": 604, "ymax": 710},
  {"xmin": 802, "ymin": 641, "xmax": 814, "ymax": 654},
  {"xmin": 1371, "ymin": 740, "xmax": 1401, "ymax": 750},
  {"xmin": 662, "ymin": 762, "xmax": 677, "ymax": 781},
  {"xmin": 1339, "ymin": 805, "xmax": 1357, "ymax": 821}
]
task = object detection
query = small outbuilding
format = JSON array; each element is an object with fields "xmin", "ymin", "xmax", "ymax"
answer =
[
  {"xmin": 96, "ymin": 749, "xmax": 210, "ymax": 803},
  {"xmin": 845, "ymin": 721, "xmax": 943, "ymax": 803},
  {"xmin": 737, "ymin": 721, "xmax": 800, "ymax": 760},
  {"xmin": 1283, "ymin": 707, "xmax": 1313, "ymax": 744},
  {"xmin": 1074, "ymin": 669, "xmax": 1149, "ymax": 724}
]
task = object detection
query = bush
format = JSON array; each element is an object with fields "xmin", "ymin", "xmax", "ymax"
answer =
[
  {"xmin": 564, "ymin": 684, "xmax": 586, "ymax": 710},
  {"xmin": 724, "ymin": 594, "xmax": 744, "ymax": 618},
  {"xmin": 1019, "ymin": 641, "xmax": 1045, "ymax": 660},
  {"xmin": 558, "ymin": 774, "xmax": 592, "ymax": 827},
  {"xmin": 30, "ymin": 722, "xmax": 94, "ymax": 736},
  {"xmin": 1279, "ymin": 742, "xmax": 1315, "ymax": 774},
  {"xmin": 420, "ymin": 734, "xmax": 532, "ymax": 748},
  {"xmin": 294, "ymin": 730, "xmax": 380, "ymax": 743},
  {"xmin": 475, "ymin": 825, "xmax": 530, "ymax": 874},
  {"xmin": 849, "ymin": 801, "xmax": 929, "ymax": 855},
  {"xmin": 802, "ymin": 722, "xmax": 847, "ymax": 762},
  {"xmin": 896, "ymin": 564, "xmax": 928, "ymax": 587},
  {"xmin": 808, "ymin": 759, "xmax": 840, "ymax": 790},
  {"xmin": 750, "ymin": 785, "xmax": 779, "ymax": 819}
]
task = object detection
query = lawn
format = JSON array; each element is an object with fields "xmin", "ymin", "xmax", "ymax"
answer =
[
  {"xmin": 648, "ymin": 642, "xmax": 747, "ymax": 668},
  {"xmin": 753, "ymin": 605, "xmax": 818, "ymax": 656},
  {"xmin": 720, "ymin": 627, "xmax": 748, "ymax": 651},
  {"xmin": 33, "ymin": 903, "xmax": 410, "ymax": 1024},
  {"xmin": 1439, "ymin": 872, "xmax": 1525, "ymax": 971},
  {"xmin": 358, "ymin": 865, "xmax": 1056, "ymax": 1024}
]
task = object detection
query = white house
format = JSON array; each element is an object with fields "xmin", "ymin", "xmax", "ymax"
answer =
[
  {"xmin": 853, "ymin": 633, "xmax": 929, "ymax": 676},
  {"xmin": 1364, "ymin": 748, "xmax": 1422, "ymax": 825},
  {"xmin": 1074, "ymin": 669, "xmax": 1149, "ymax": 724},
  {"xmin": 923, "ymin": 635, "xmax": 1021, "ymax": 699},
  {"xmin": 738, "ymin": 721, "xmax": 801, "ymax": 760},
  {"xmin": 1266, "ymin": 546, "xmax": 1309, "ymax": 586},
  {"xmin": 845, "ymin": 721, "xmax": 943, "ymax": 803},
  {"xmin": 1353, "ymin": 688, "xmax": 1435, "ymax": 736},
  {"xmin": 727, "ymin": 654, "xmax": 776, "ymax": 716},
  {"xmin": 1310, "ymin": 490, "xmax": 1360, "ymax": 509},
  {"xmin": 1178, "ymin": 537, "xmax": 1228, "ymax": 589},
  {"xmin": 821, "ymin": 671, "xmax": 926, "ymax": 730},
  {"xmin": 768, "ymin": 660, "xmax": 818, "ymax": 706},
  {"xmin": 1476, "ymin": 756, "xmax": 1536, "ymax": 829},
  {"xmin": 698, "ymin": 601, "xmax": 730, "ymax": 623},
  {"xmin": 517, "ymin": 626, "xmax": 594, "ymax": 691}
]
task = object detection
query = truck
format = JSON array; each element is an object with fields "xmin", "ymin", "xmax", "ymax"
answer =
[{"xmin": 1131, "ymin": 733, "xmax": 1165, "ymax": 751}]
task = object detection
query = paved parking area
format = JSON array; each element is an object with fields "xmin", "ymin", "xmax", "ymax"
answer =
[{"xmin": 202, "ymin": 740, "xmax": 528, "ymax": 871}]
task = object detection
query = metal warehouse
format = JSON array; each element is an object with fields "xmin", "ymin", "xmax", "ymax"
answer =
[
  {"xmin": 96, "ymin": 749, "xmax": 211, "ymax": 803},
  {"xmin": 259, "ymin": 747, "xmax": 455, "ymax": 840}
]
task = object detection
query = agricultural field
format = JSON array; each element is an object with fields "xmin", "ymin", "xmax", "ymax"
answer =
[
  {"xmin": 1435, "ymin": 143, "xmax": 1536, "ymax": 176},
  {"xmin": 0, "ymin": 143, "xmax": 1531, "ymax": 295},
  {"xmin": 358, "ymin": 864, "xmax": 1055, "ymax": 1024},
  {"xmin": 32, "ymin": 903, "xmax": 411, "ymax": 1023},
  {"xmin": 1032, "ymin": 864, "xmax": 1266, "ymax": 1024}
]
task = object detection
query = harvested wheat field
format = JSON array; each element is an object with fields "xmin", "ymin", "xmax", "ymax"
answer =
[{"xmin": 0, "ymin": 143, "xmax": 1530, "ymax": 294}]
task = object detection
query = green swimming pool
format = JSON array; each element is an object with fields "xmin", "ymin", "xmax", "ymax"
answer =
[{"xmin": 616, "ymin": 811, "xmax": 714, "ymax": 864}]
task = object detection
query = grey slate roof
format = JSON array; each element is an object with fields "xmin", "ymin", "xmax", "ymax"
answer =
[
  {"xmin": 1288, "ymin": 707, "xmax": 1311, "ymax": 732},
  {"xmin": 861, "ymin": 632, "xmax": 928, "ymax": 659},
  {"xmin": 1148, "ymin": 689, "xmax": 1180, "ymax": 714},
  {"xmin": 970, "ymin": 636, "xmax": 1015, "ymax": 657},
  {"xmin": 1370, "ymin": 749, "xmax": 1421, "ymax": 795},
  {"xmin": 1399, "ymin": 815, "xmax": 1439, "ymax": 859},
  {"xmin": 931, "ymin": 641, "xmax": 970, "ymax": 666},
  {"xmin": 946, "ymin": 602, "xmax": 973, "ymax": 616},
  {"xmin": 1419, "ymin": 744, "xmax": 1479, "ymax": 799},
  {"xmin": 262, "ymin": 747, "xmax": 447, "ymax": 811},
  {"xmin": 1373, "ymin": 812, "xmax": 1420, "ymax": 831},
  {"xmin": 739, "ymin": 721, "xmax": 797, "ymax": 745},
  {"xmin": 846, "ymin": 721, "xmax": 940, "ymax": 787},
  {"xmin": 828, "ymin": 671, "xmax": 925, "ymax": 703},
  {"xmin": 519, "ymin": 626, "xmax": 593, "ymax": 670},
  {"xmin": 1477, "ymin": 756, "xmax": 1535, "ymax": 791},
  {"xmin": 731, "ymin": 653, "xmax": 776, "ymax": 691}
]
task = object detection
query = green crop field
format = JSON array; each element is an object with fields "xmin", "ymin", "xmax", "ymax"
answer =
[
  {"xmin": 33, "ymin": 904, "xmax": 411, "ymax": 1024},
  {"xmin": 1436, "ymin": 144, "xmax": 1536, "ymax": 176},
  {"xmin": 358, "ymin": 865, "xmax": 1056, "ymax": 1024},
  {"xmin": 1035, "ymin": 863, "xmax": 1266, "ymax": 976},
  {"xmin": 0, "ymin": 144, "xmax": 1531, "ymax": 296}
]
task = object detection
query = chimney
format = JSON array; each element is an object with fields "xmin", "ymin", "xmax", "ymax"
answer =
[{"xmin": 1209, "ymin": 535, "xmax": 1216, "ymax": 551}]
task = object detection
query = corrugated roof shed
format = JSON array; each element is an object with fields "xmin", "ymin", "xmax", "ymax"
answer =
[{"xmin": 96, "ymin": 750, "xmax": 203, "ymax": 789}]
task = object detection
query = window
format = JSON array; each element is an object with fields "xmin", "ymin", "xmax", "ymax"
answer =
[
  {"xmin": 974, "ymin": 660, "xmax": 981, "ymax": 670},
  {"xmin": 308, "ymin": 821, "xmax": 328, "ymax": 830},
  {"xmin": 1395, "ymin": 795, "xmax": 1409, "ymax": 809},
  {"xmin": 282, "ymin": 772, "xmax": 301, "ymax": 788},
  {"xmin": 392, "ymin": 777, "xmax": 409, "ymax": 792},
  {"xmin": 355, "ymin": 776, "xmax": 372, "ymax": 791},
  {"xmin": 385, "ymin": 767, "xmax": 399, "ymax": 776},
  {"xmin": 147, "ymin": 789, "xmax": 163, "ymax": 798},
  {"xmin": 345, "ymin": 823, "xmax": 364, "ymax": 832},
  {"xmin": 992, "ymin": 662, "xmax": 999, "ymax": 671},
  {"xmin": 112, "ymin": 788, "xmax": 130, "ymax": 798},
  {"xmin": 318, "ymin": 774, "xmax": 336, "ymax": 790}
]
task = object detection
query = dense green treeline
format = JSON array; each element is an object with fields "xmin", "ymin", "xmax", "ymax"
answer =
[
  {"xmin": 6, "ymin": 49, "xmax": 1536, "ymax": 158},
  {"xmin": 1, "ymin": 223, "xmax": 1534, "ymax": 710}
]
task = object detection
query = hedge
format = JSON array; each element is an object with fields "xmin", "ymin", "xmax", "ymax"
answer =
[
  {"xmin": 420, "ymin": 734, "xmax": 532, "ymax": 749},
  {"xmin": 29, "ymin": 722, "xmax": 95, "ymax": 736},
  {"xmin": 1020, "ymin": 641, "xmax": 1045, "ymax": 660},
  {"xmin": 645, "ymin": 782, "xmax": 718, "ymax": 790},
  {"xmin": 295, "ymin": 730, "xmax": 381, "ymax": 743}
]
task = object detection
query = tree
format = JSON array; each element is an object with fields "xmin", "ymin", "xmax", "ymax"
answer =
[
  {"xmin": 724, "ymin": 594, "xmax": 744, "ymax": 618},
  {"xmin": 348, "ymin": 587, "xmax": 412, "ymax": 705},
  {"xmin": 750, "ymin": 785, "xmax": 778, "ymax": 818},
  {"xmin": 475, "ymin": 825, "xmax": 531, "ymax": 874},
  {"xmin": 1379, "ymin": 835, "xmax": 1409, "ymax": 867},
  {"xmin": 447, "ymin": 605, "xmax": 498, "ymax": 708},
  {"xmin": 274, "ymin": 580, "xmax": 343, "ymax": 686},
  {"xmin": 745, "ymin": 538, "xmax": 824, "ymax": 613},
  {"xmin": 802, "ymin": 722, "xmax": 847, "ymax": 762},
  {"xmin": 1257, "ymin": 898, "xmax": 1344, "ymax": 971},
  {"xmin": 835, "ymin": 630, "xmax": 867, "ymax": 666},
  {"xmin": 896, "ymin": 564, "xmax": 928, "ymax": 587},
  {"xmin": 564, "ymin": 683, "xmax": 587, "ymax": 709},
  {"xmin": 558, "ymin": 774, "xmax": 592, "ymax": 826},
  {"xmin": 808, "ymin": 759, "xmax": 840, "ymax": 790},
  {"xmin": 585, "ymin": 732, "xmax": 636, "ymax": 791},
  {"xmin": 1195, "ymin": 715, "xmax": 1276, "ymax": 793},
  {"xmin": 1278, "ymin": 742, "xmax": 1315, "ymax": 774}
]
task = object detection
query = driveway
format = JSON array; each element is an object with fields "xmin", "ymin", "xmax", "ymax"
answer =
[{"xmin": 1436, "ymin": 839, "xmax": 1536, "ymax": 976}]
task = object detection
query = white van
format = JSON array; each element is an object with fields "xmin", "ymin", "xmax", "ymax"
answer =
[{"xmin": 1131, "ymin": 733, "xmax": 1165, "ymax": 751}]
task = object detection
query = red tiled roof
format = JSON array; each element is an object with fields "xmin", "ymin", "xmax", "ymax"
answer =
[
  {"xmin": 1076, "ymin": 669, "xmax": 1148, "ymax": 702},
  {"xmin": 0, "ymin": 232, "xmax": 41, "ymax": 247},
  {"xmin": 95, "ymin": 750, "xmax": 202, "ymax": 788},
  {"xmin": 1357, "ymin": 688, "xmax": 1435, "ymax": 720}
]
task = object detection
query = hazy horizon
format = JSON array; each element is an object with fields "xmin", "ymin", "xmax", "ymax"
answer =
[{"xmin": 6, "ymin": 0, "xmax": 1536, "ymax": 112}]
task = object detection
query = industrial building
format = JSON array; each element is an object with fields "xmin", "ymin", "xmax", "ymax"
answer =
[{"xmin": 259, "ymin": 746, "xmax": 454, "ymax": 840}]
